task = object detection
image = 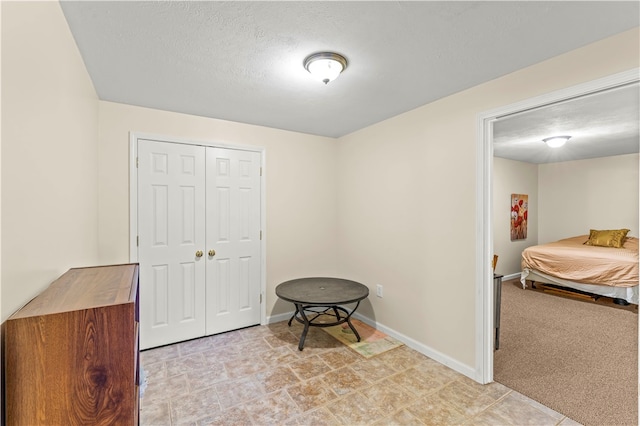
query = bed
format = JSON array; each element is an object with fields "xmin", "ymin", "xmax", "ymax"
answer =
[{"xmin": 520, "ymin": 233, "xmax": 639, "ymax": 305}]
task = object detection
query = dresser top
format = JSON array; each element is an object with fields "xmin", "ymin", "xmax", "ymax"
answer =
[{"xmin": 9, "ymin": 264, "xmax": 139, "ymax": 319}]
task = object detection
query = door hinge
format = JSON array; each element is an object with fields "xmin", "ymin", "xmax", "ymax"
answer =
[
  {"xmin": 136, "ymin": 157, "xmax": 139, "ymax": 168},
  {"xmin": 260, "ymin": 167, "xmax": 262, "ymax": 177},
  {"xmin": 136, "ymin": 236, "xmax": 139, "ymax": 247},
  {"xmin": 260, "ymin": 230, "xmax": 262, "ymax": 240},
  {"xmin": 260, "ymin": 293, "xmax": 262, "ymax": 304}
]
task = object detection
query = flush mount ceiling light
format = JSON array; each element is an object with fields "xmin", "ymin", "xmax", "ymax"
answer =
[
  {"xmin": 542, "ymin": 135, "xmax": 571, "ymax": 148},
  {"xmin": 304, "ymin": 52, "xmax": 348, "ymax": 84}
]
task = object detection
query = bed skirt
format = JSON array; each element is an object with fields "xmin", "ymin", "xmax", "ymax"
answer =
[{"xmin": 521, "ymin": 268, "xmax": 639, "ymax": 305}]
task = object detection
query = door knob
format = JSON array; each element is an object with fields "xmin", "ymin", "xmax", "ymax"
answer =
[
  {"xmin": 195, "ymin": 250, "xmax": 203, "ymax": 258},
  {"xmin": 208, "ymin": 249, "xmax": 216, "ymax": 257}
]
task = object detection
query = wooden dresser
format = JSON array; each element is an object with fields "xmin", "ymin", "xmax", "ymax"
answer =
[{"xmin": 5, "ymin": 264, "xmax": 140, "ymax": 425}]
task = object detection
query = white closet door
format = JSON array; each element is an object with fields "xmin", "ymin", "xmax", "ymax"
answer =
[
  {"xmin": 205, "ymin": 148, "xmax": 262, "ymax": 335},
  {"xmin": 138, "ymin": 140, "xmax": 206, "ymax": 349}
]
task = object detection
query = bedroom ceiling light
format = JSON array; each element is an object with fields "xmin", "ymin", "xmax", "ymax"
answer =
[
  {"xmin": 304, "ymin": 52, "xmax": 348, "ymax": 84},
  {"xmin": 542, "ymin": 135, "xmax": 571, "ymax": 148}
]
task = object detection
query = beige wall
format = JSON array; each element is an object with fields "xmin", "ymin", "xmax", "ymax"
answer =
[
  {"xmin": 336, "ymin": 28, "xmax": 639, "ymax": 369},
  {"xmin": 1, "ymin": 2, "xmax": 100, "ymax": 321},
  {"xmin": 97, "ymin": 101, "xmax": 339, "ymax": 317},
  {"xmin": 539, "ymin": 153, "xmax": 639, "ymax": 243},
  {"xmin": 493, "ymin": 158, "xmax": 539, "ymax": 276}
]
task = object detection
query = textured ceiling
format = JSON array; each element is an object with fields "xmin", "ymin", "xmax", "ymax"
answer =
[
  {"xmin": 494, "ymin": 83, "xmax": 639, "ymax": 164},
  {"xmin": 60, "ymin": 1, "xmax": 639, "ymax": 161}
]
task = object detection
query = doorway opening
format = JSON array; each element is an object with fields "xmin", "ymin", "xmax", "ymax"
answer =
[{"xmin": 475, "ymin": 68, "xmax": 640, "ymax": 384}]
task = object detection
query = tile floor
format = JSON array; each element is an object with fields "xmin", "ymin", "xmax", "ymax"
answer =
[{"xmin": 140, "ymin": 321, "xmax": 581, "ymax": 425}]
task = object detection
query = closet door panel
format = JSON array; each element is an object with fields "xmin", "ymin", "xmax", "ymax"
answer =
[
  {"xmin": 206, "ymin": 148, "xmax": 261, "ymax": 334},
  {"xmin": 138, "ymin": 140, "xmax": 207, "ymax": 349}
]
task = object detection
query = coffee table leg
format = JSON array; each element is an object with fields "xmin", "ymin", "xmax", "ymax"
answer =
[
  {"xmin": 345, "ymin": 301, "xmax": 362, "ymax": 342},
  {"xmin": 288, "ymin": 304, "xmax": 300, "ymax": 327},
  {"xmin": 297, "ymin": 304, "xmax": 310, "ymax": 351},
  {"xmin": 332, "ymin": 306, "xmax": 341, "ymax": 321},
  {"xmin": 346, "ymin": 318, "xmax": 361, "ymax": 342}
]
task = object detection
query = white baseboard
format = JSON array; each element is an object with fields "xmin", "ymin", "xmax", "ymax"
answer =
[
  {"xmin": 266, "ymin": 311, "xmax": 294, "ymax": 324},
  {"xmin": 351, "ymin": 312, "xmax": 477, "ymax": 381},
  {"xmin": 266, "ymin": 309, "xmax": 477, "ymax": 382},
  {"xmin": 502, "ymin": 272, "xmax": 520, "ymax": 281}
]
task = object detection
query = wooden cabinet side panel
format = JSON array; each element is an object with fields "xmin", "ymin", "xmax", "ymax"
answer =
[
  {"xmin": 6, "ymin": 297, "xmax": 137, "ymax": 425},
  {"xmin": 5, "ymin": 316, "xmax": 48, "ymax": 424},
  {"xmin": 4, "ymin": 265, "xmax": 139, "ymax": 425},
  {"xmin": 54, "ymin": 304, "xmax": 136, "ymax": 425}
]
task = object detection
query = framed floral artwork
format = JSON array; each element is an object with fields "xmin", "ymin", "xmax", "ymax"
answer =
[{"xmin": 511, "ymin": 194, "xmax": 528, "ymax": 240}]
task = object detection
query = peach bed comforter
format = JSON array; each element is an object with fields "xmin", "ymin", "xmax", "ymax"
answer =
[{"xmin": 521, "ymin": 235, "xmax": 639, "ymax": 288}]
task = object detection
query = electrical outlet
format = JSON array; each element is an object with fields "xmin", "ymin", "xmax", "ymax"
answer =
[{"xmin": 376, "ymin": 284, "xmax": 383, "ymax": 298}]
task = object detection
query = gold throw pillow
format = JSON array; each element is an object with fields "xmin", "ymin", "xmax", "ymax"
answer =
[{"xmin": 585, "ymin": 229, "xmax": 630, "ymax": 248}]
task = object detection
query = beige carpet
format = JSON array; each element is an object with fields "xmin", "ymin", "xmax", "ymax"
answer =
[{"xmin": 494, "ymin": 280, "xmax": 638, "ymax": 426}]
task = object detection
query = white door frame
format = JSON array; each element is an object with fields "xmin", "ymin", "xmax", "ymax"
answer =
[
  {"xmin": 129, "ymin": 132, "xmax": 267, "ymax": 328},
  {"xmin": 475, "ymin": 68, "xmax": 639, "ymax": 384}
]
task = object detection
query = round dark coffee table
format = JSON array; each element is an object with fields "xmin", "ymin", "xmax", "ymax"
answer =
[{"xmin": 275, "ymin": 277, "xmax": 370, "ymax": 350}]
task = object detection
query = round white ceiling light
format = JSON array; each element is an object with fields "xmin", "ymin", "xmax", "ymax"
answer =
[
  {"xmin": 304, "ymin": 52, "xmax": 348, "ymax": 84},
  {"xmin": 542, "ymin": 135, "xmax": 571, "ymax": 148}
]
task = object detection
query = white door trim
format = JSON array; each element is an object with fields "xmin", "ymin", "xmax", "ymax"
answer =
[
  {"xmin": 129, "ymin": 132, "xmax": 267, "ymax": 327},
  {"xmin": 475, "ymin": 68, "xmax": 640, "ymax": 384}
]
